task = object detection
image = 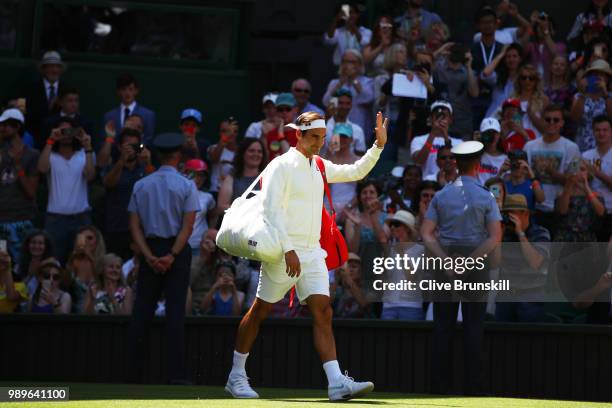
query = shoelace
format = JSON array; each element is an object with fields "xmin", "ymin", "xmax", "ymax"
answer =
[
  {"xmin": 342, "ymin": 370, "xmax": 355, "ymax": 383},
  {"xmin": 232, "ymin": 374, "xmax": 253, "ymax": 391}
]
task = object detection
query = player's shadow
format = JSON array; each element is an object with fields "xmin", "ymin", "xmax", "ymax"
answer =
[{"xmin": 272, "ymin": 399, "xmax": 390, "ymax": 404}]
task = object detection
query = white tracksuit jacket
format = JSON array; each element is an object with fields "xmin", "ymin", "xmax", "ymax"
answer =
[{"xmin": 261, "ymin": 144, "xmax": 383, "ymax": 256}]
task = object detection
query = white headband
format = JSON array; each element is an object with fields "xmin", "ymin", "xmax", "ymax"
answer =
[{"xmin": 285, "ymin": 119, "xmax": 326, "ymax": 131}]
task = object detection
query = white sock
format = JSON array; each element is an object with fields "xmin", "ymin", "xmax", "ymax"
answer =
[
  {"xmin": 323, "ymin": 360, "xmax": 343, "ymax": 386},
  {"xmin": 230, "ymin": 350, "xmax": 249, "ymax": 376}
]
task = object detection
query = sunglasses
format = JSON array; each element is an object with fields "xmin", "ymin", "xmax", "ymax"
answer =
[
  {"xmin": 293, "ymin": 88, "xmax": 310, "ymax": 94},
  {"xmin": 389, "ymin": 221, "xmax": 404, "ymax": 228},
  {"xmin": 520, "ymin": 75, "xmax": 538, "ymax": 81},
  {"xmin": 43, "ymin": 272, "xmax": 61, "ymax": 281},
  {"xmin": 439, "ymin": 155, "xmax": 455, "ymax": 161},
  {"xmin": 276, "ymin": 107, "xmax": 292, "ymax": 113},
  {"xmin": 544, "ymin": 117, "xmax": 562, "ymax": 123}
]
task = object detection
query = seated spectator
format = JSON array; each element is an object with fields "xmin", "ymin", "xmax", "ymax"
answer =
[
  {"xmin": 29, "ymin": 257, "xmax": 71, "ymax": 314},
  {"xmin": 570, "ymin": 59, "xmax": 612, "ymax": 152},
  {"xmin": 567, "ymin": 0, "xmax": 612, "ymax": 43},
  {"xmin": 324, "ymin": 124, "xmax": 359, "ymax": 219},
  {"xmin": 84, "ymin": 253, "xmax": 132, "ymax": 315},
  {"xmin": 524, "ymin": 105, "xmax": 582, "ymax": 237},
  {"xmin": 485, "ymin": 177, "xmax": 507, "ymax": 211},
  {"xmin": 385, "ymin": 164, "xmax": 422, "ymax": 213},
  {"xmin": 410, "ymin": 101, "xmax": 462, "ymax": 180},
  {"xmin": 424, "ymin": 145, "xmax": 457, "ymax": 187},
  {"xmin": 183, "ymin": 159, "xmax": 216, "ymax": 258},
  {"xmin": 17, "ymin": 230, "xmax": 53, "ymax": 296},
  {"xmin": 582, "ymin": 115, "xmax": 612, "ymax": 241},
  {"xmin": 41, "ymin": 87, "xmax": 93, "ymax": 148},
  {"xmin": 363, "ymin": 15, "xmax": 396, "ymax": 77},
  {"xmin": 102, "ymin": 128, "xmax": 152, "ymax": 261},
  {"xmin": 179, "ymin": 108, "xmax": 207, "ymax": 162},
  {"xmin": 333, "ymin": 253, "xmax": 372, "ymax": 318},
  {"xmin": 501, "ymin": 149, "xmax": 545, "ymax": 212},
  {"xmin": 511, "ymin": 64, "xmax": 550, "ymax": 137},
  {"xmin": 324, "ymin": 2, "xmax": 371, "ymax": 66},
  {"xmin": 207, "ymin": 117, "xmax": 239, "ymax": 196},
  {"xmin": 73, "ymin": 225, "xmax": 107, "ymax": 272},
  {"xmin": 65, "ymin": 249, "xmax": 97, "ymax": 314},
  {"xmin": 121, "ymin": 241, "xmax": 140, "ymax": 292},
  {"xmin": 190, "ymin": 228, "xmax": 218, "ymax": 309},
  {"xmin": 411, "ymin": 180, "xmax": 441, "ymax": 235},
  {"xmin": 472, "ymin": 2, "xmax": 531, "ymax": 45},
  {"xmin": 395, "ymin": 0, "xmax": 442, "ymax": 42},
  {"xmin": 478, "ymin": 118, "xmax": 507, "ymax": 184},
  {"xmin": 291, "ymin": 79, "xmax": 324, "ymax": 115},
  {"xmin": 545, "ymin": 55, "xmax": 576, "ymax": 138},
  {"xmin": 495, "ymin": 194, "xmax": 550, "ymax": 322},
  {"xmin": 499, "ymin": 98, "xmax": 536, "ymax": 151},
  {"xmin": 200, "ymin": 261, "xmax": 244, "ymax": 316},
  {"xmin": 324, "ymin": 89, "xmax": 366, "ymax": 156},
  {"xmin": 322, "ymin": 50, "xmax": 375, "ymax": 136},
  {"xmin": 435, "ymin": 43, "xmax": 479, "ymax": 140},
  {"xmin": 0, "ymin": 250, "xmax": 28, "ymax": 313},
  {"xmin": 554, "ymin": 160, "xmax": 606, "ymax": 242},
  {"xmin": 260, "ymin": 93, "xmax": 297, "ymax": 160},
  {"xmin": 103, "ymin": 73, "xmax": 155, "ymax": 146},
  {"xmin": 245, "ymin": 93, "xmax": 278, "ymax": 139},
  {"xmin": 0, "ymin": 108, "xmax": 39, "ymax": 262},
  {"xmin": 381, "ymin": 211, "xmax": 425, "ymax": 320},
  {"xmin": 483, "ymin": 43, "xmax": 524, "ymax": 117}
]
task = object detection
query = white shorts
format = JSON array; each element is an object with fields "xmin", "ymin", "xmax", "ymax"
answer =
[{"xmin": 256, "ymin": 252, "xmax": 329, "ymax": 305}]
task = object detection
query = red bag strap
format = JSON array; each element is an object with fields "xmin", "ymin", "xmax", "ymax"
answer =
[{"xmin": 314, "ymin": 156, "xmax": 335, "ymax": 215}]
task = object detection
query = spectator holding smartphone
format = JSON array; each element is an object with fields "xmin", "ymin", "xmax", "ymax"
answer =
[
  {"xmin": 478, "ymin": 118, "xmax": 507, "ymax": 184},
  {"xmin": 37, "ymin": 118, "xmax": 95, "ymax": 262},
  {"xmin": 207, "ymin": 117, "xmax": 239, "ymax": 197},
  {"xmin": 324, "ymin": 3, "xmax": 371, "ymax": 67},
  {"xmin": 200, "ymin": 261, "xmax": 244, "ymax": 316},
  {"xmin": 179, "ymin": 108, "xmax": 207, "ymax": 162},
  {"xmin": 501, "ymin": 149, "xmax": 545, "ymax": 212},
  {"xmin": 499, "ymin": 98, "xmax": 535, "ymax": 151},
  {"xmin": 324, "ymin": 89, "xmax": 366, "ymax": 156},
  {"xmin": 28, "ymin": 257, "xmax": 71, "ymax": 314}
]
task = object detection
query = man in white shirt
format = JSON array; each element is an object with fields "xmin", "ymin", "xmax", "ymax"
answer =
[
  {"xmin": 225, "ymin": 111, "xmax": 388, "ymax": 401},
  {"xmin": 410, "ymin": 101, "xmax": 463, "ymax": 180},
  {"xmin": 324, "ymin": 3, "xmax": 371, "ymax": 66},
  {"xmin": 523, "ymin": 105, "xmax": 581, "ymax": 238},
  {"xmin": 37, "ymin": 118, "xmax": 96, "ymax": 262},
  {"xmin": 324, "ymin": 88, "xmax": 366, "ymax": 155},
  {"xmin": 582, "ymin": 115, "xmax": 612, "ymax": 241}
]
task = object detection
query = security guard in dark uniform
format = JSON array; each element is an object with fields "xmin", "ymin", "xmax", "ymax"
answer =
[
  {"xmin": 127, "ymin": 132, "xmax": 201, "ymax": 384},
  {"xmin": 421, "ymin": 141, "xmax": 502, "ymax": 395}
]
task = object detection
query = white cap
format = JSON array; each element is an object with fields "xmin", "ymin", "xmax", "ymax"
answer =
[
  {"xmin": 480, "ymin": 117, "xmax": 500, "ymax": 133},
  {"xmin": 430, "ymin": 100, "xmax": 453, "ymax": 114},
  {"xmin": 0, "ymin": 108, "xmax": 24, "ymax": 124},
  {"xmin": 262, "ymin": 92, "xmax": 278, "ymax": 104},
  {"xmin": 451, "ymin": 140, "xmax": 484, "ymax": 158},
  {"xmin": 39, "ymin": 50, "xmax": 65, "ymax": 67}
]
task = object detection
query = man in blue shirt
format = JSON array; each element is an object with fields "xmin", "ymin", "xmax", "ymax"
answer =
[{"xmin": 126, "ymin": 132, "xmax": 201, "ymax": 384}]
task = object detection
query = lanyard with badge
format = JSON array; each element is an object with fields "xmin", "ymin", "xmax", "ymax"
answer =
[{"xmin": 479, "ymin": 41, "xmax": 496, "ymax": 66}]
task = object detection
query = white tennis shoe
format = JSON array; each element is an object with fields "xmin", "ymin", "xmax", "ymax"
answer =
[
  {"xmin": 225, "ymin": 372, "xmax": 259, "ymax": 398},
  {"xmin": 328, "ymin": 371, "xmax": 374, "ymax": 401}
]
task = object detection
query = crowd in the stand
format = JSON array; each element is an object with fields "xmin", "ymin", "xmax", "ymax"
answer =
[{"xmin": 1, "ymin": 0, "xmax": 611, "ymax": 323}]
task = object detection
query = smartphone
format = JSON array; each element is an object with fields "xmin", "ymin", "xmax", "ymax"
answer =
[
  {"xmin": 512, "ymin": 113, "xmax": 522, "ymax": 125},
  {"xmin": 184, "ymin": 124, "xmax": 197, "ymax": 137},
  {"xmin": 341, "ymin": 4, "xmax": 350, "ymax": 20},
  {"xmin": 220, "ymin": 134, "xmax": 232, "ymax": 143},
  {"xmin": 489, "ymin": 184, "xmax": 502, "ymax": 199},
  {"xmin": 329, "ymin": 97, "xmax": 338, "ymax": 109},
  {"xmin": 42, "ymin": 280, "xmax": 52, "ymax": 292},
  {"xmin": 0, "ymin": 240, "xmax": 6, "ymax": 252},
  {"xmin": 61, "ymin": 127, "xmax": 80, "ymax": 139}
]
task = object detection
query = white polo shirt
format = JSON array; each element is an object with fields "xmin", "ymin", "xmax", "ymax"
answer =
[{"xmin": 47, "ymin": 150, "xmax": 93, "ymax": 214}]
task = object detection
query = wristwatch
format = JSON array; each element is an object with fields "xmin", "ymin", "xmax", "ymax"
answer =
[{"xmin": 517, "ymin": 231, "xmax": 526, "ymax": 238}]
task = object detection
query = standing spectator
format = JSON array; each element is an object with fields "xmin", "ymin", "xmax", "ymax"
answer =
[
  {"xmin": 260, "ymin": 93, "xmax": 298, "ymax": 161},
  {"xmin": 567, "ymin": 0, "xmax": 612, "ymax": 42},
  {"xmin": 524, "ymin": 12, "xmax": 566, "ymax": 80},
  {"xmin": 324, "ymin": 124, "xmax": 359, "ymax": 218},
  {"xmin": 395, "ymin": 0, "xmax": 442, "ymax": 41},
  {"xmin": 102, "ymin": 129, "xmax": 152, "ymax": 261},
  {"xmin": 524, "ymin": 105, "xmax": 581, "ymax": 238},
  {"xmin": 384, "ymin": 164, "xmax": 422, "ymax": 214},
  {"xmin": 410, "ymin": 101, "xmax": 463, "ymax": 180},
  {"xmin": 555, "ymin": 160, "xmax": 606, "ymax": 242},
  {"xmin": 324, "ymin": 3, "xmax": 371, "ymax": 66},
  {"xmin": 179, "ymin": 108, "xmax": 207, "ymax": 162},
  {"xmin": 17, "ymin": 230, "xmax": 53, "ymax": 295},
  {"xmin": 545, "ymin": 55, "xmax": 576, "ymax": 138},
  {"xmin": 582, "ymin": 115, "xmax": 612, "ymax": 241},
  {"xmin": 25, "ymin": 51, "xmax": 66, "ymax": 148},
  {"xmin": 84, "ymin": 253, "xmax": 133, "ymax": 315},
  {"xmin": 502, "ymin": 149, "xmax": 545, "ymax": 212},
  {"xmin": 499, "ymin": 98, "xmax": 536, "ymax": 152},
  {"xmin": 0, "ymin": 250, "xmax": 28, "ymax": 313},
  {"xmin": 244, "ymin": 93, "xmax": 278, "ymax": 139},
  {"xmin": 29, "ymin": 257, "xmax": 71, "ymax": 314},
  {"xmin": 291, "ymin": 79, "xmax": 324, "ymax": 115},
  {"xmin": 411, "ymin": 180, "xmax": 441, "ymax": 235},
  {"xmin": 0, "ymin": 109, "xmax": 39, "ymax": 262},
  {"xmin": 483, "ymin": 43, "xmax": 524, "ymax": 117},
  {"xmin": 37, "ymin": 119, "xmax": 95, "ymax": 262},
  {"xmin": 435, "ymin": 43, "xmax": 479, "ymax": 140},
  {"xmin": 478, "ymin": 118, "xmax": 507, "ymax": 184},
  {"xmin": 324, "ymin": 89, "xmax": 366, "ymax": 155},
  {"xmin": 362, "ymin": 15, "xmax": 396, "ymax": 76},
  {"xmin": 41, "ymin": 87, "xmax": 93, "ymax": 147},
  {"xmin": 5, "ymin": 97, "xmax": 34, "ymax": 148},
  {"xmin": 424, "ymin": 145, "xmax": 457, "ymax": 187},
  {"xmin": 183, "ymin": 159, "xmax": 216, "ymax": 258},
  {"xmin": 103, "ymin": 73, "xmax": 156, "ymax": 146},
  {"xmin": 570, "ymin": 60, "xmax": 612, "ymax": 152},
  {"xmin": 512, "ymin": 64, "xmax": 550, "ymax": 138},
  {"xmin": 322, "ymin": 50, "xmax": 375, "ymax": 136},
  {"xmin": 423, "ymin": 22, "xmax": 450, "ymax": 54},
  {"xmin": 200, "ymin": 261, "xmax": 244, "ymax": 316},
  {"xmin": 207, "ymin": 117, "xmax": 239, "ymax": 196},
  {"xmin": 472, "ymin": 3, "xmax": 531, "ymax": 45}
]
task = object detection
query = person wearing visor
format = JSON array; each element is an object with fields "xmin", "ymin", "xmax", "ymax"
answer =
[
  {"xmin": 179, "ymin": 108, "xmax": 207, "ymax": 162},
  {"xmin": 410, "ymin": 100, "xmax": 463, "ymax": 180},
  {"xmin": 262, "ymin": 92, "xmax": 298, "ymax": 160},
  {"xmin": 478, "ymin": 117, "xmax": 507, "ymax": 185},
  {"xmin": 225, "ymin": 111, "xmax": 389, "ymax": 401},
  {"xmin": 245, "ymin": 92, "xmax": 279, "ymax": 139}
]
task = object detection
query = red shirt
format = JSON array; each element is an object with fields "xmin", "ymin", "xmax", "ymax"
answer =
[
  {"xmin": 265, "ymin": 128, "xmax": 298, "ymax": 159},
  {"xmin": 503, "ymin": 129, "xmax": 535, "ymax": 152}
]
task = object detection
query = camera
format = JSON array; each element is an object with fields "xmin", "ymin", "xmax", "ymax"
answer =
[
  {"xmin": 538, "ymin": 11, "xmax": 548, "ymax": 21},
  {"xmin": 449, "ymin": 44, "xmax": 468, "ymax": 64},
  {"xmin": 508, "ymin": 149, "xmax": 527, "ymax": 170},
  {"xmin": 60, "ymin": 127, "xmax": 80, "ymax": 139}
]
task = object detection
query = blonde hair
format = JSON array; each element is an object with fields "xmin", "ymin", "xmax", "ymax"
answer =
[
  {"xmin": 383, "ymin": 43, "xmax": 407, "ymax": 73},
  {"xmin": 338, "ymin": 49, "xmax": 365, "ymax": 76},
  {"xmin": 98, "ymin": 253, "xmax": 125, "ymax": 287},
  {"xmin": 512, "ymin": 64, "xmax": 546, "ymax": 113}
]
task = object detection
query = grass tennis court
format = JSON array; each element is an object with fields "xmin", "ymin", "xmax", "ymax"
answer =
[{"xmin": 0, "ymin": 383, "xmax": 609, "ymax": 407}]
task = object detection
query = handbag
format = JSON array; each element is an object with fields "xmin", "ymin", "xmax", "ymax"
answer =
[
  {"xmin": 314, "ymin": 156, "xmax": 349, "ymax": 270},
  {"xmin": 215, "ymin": 173, "xmax": 284, "ymax": 264}
]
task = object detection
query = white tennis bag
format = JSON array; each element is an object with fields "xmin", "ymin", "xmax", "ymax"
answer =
[{"xmin": 216, "ymin": 173, "xmax": 283, "ymax": 264}]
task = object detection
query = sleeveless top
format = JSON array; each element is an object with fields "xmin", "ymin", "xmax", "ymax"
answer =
[
  {"xmin": 231, "ymin": 175, "xmax": 260, "ymax": 203},
  {"xmin": 211, "ymin": 291, "xmax": 234, "ymax": 316}
]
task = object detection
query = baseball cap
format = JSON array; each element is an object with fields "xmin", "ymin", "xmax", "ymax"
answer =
[
  {"xmin": 333, "ymin": 123, "xmax": 353, "ymax": 138},
  {"xmin": 502, "ymin": 98, "xmax": 522, "ymax": 111},
  {"xmin": 480, "ymin": 117, "xmax": 500, "ymax": 133},
  {"xmin": 262, "ymin": 92, "xmax": 278, "ymax": 104},
  {"xmin": 430, "ymin": 100, "xmax": 453, "ymax": 115},
  {"xmin": 334, "ymin": 88, "xmax": 353, "ymax": 98},
  {"xmin": 184, "ymin": 159, "xmax": 208, "ymax": 172},
  {"xmin": 0, "ymin": 108, "xmax": 24, "ymax": 124},
  {"xmin": 180, "ymin": 108, "xmax": 202, "ymax": 124},
  {"xmin": 275, "ymin": 92, "xmax": 297, "ymax": 108}
]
